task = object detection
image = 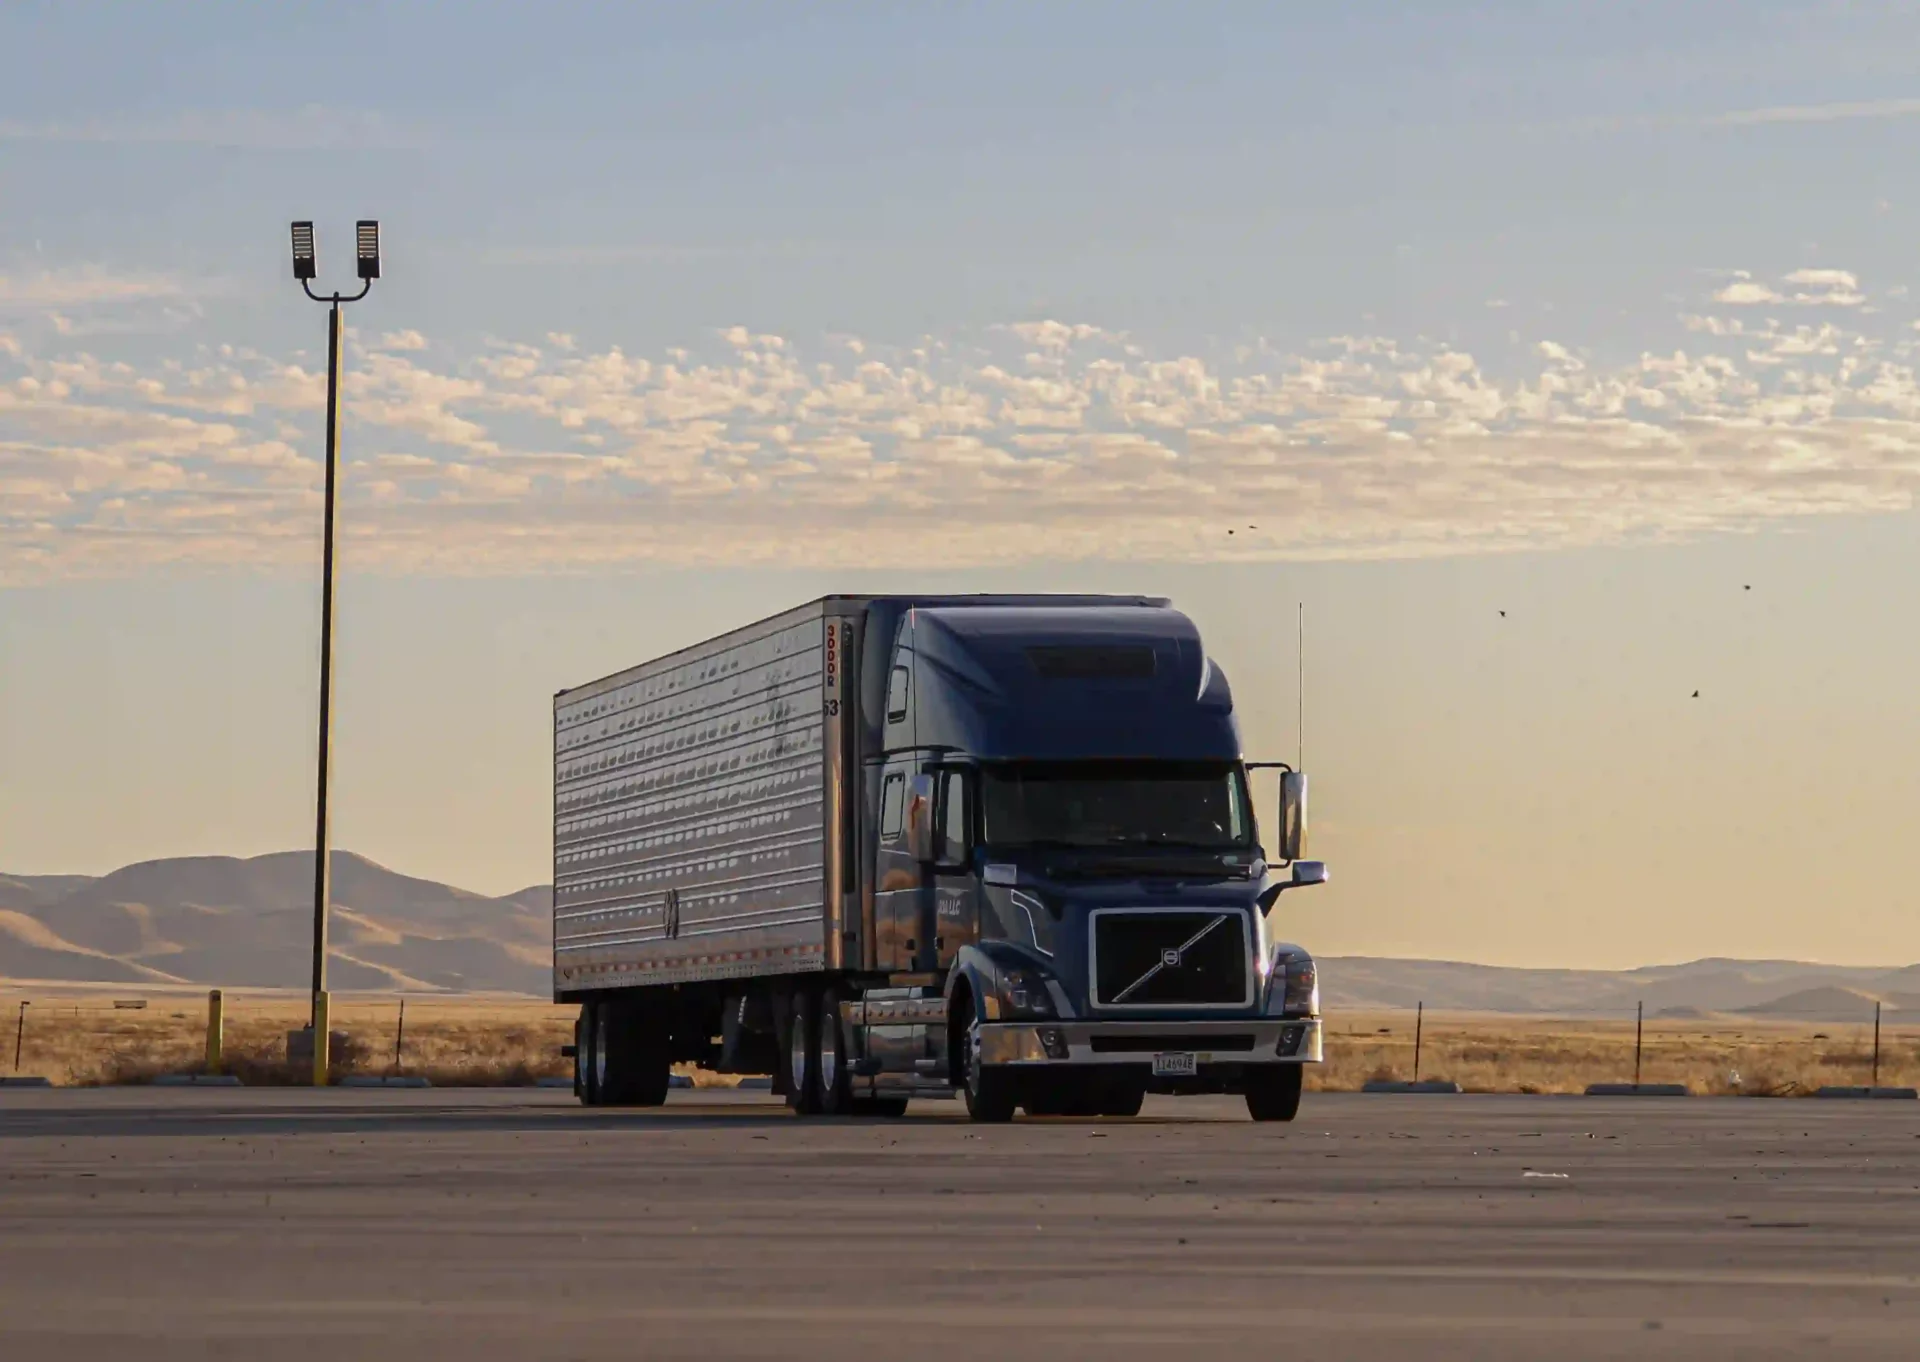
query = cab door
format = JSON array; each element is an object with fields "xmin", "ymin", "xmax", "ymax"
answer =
[
  {"xmin": 929, "ymin": 765, "xmax": 979, "ymax": 970},
  {"xmin": 874, "ymin": 760, "xmax": 920, "ymax": 971},
  {"xmin": 873, "ymin": 637, "xmax": 922, "ymax": 972}
]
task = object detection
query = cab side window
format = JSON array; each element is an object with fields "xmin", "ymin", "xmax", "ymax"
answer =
[
  {"xmin": 885, "ymin": 665, "xmax": 910, "ymax": 724},
  {"xmin": 935, "ymin": 769, "xmax": 970, "ymax": 864},
  {"xmin": 880, "ymin": 773, "xmax": 906, "ymax": 840}
]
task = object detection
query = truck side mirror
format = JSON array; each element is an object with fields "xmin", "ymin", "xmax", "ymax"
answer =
[
  {"xmin": 1276, "ymin": 770, "xmax": 1307, "ymax": 862},
  {"xmin": 906, "ymin": 774, "xmax": 936, "ymax": 863}
]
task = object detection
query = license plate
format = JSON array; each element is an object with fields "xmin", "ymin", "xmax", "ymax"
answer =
[{"xmin": 1152, "ymin": 1052, "xmax": 1197, "ymax": 1077}]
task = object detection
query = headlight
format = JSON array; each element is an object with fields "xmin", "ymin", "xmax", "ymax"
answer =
[
  {"xmin": 1273, "ymin": 953, "xmax": 1318, "ymax": 1017},
  {"xmin": 997, "ymin": 966, "xmax": 1057, "ymax": 1019}
]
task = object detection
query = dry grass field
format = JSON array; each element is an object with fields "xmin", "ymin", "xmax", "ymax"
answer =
[
  {"xmin": 2, "ymin": 989, "xmax": 1913, "ymax": 1095},
  {"xmin": 1312, "ymin": 1010, "xmax": 1920, "ymax": 1096},
  {"xmin": 1, "ymin": 990, "xmax": 578, "ymax": 1088}
]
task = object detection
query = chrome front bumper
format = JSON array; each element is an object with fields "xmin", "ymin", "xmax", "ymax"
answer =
[{"xmin": 978, "ymin": 1018, "xmax": 1322, "ymax": 1067}]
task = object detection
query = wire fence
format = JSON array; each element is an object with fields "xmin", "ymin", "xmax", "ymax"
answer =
[
  {"xmin": 1312, "ymin": 1001, "xmax": 1918, "ymax": 1096},
  {"xmin": 2, "ymin": 992, "xmax": 575, "ymax": 1088},
  {"xmin": 3, "ymin": 990, "xmax": 1914, "ymax": 1095}
]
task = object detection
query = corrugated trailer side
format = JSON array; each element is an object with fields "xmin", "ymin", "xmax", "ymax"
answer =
[{"xmin": 552, "ymin": 600, "xmax": 843, "ymax": 997}]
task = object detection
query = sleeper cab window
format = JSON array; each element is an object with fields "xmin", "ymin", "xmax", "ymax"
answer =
[
  {"xmin": 886, "ymin": 664, "xmax": 910, "ymax": 723},
  {"xmin": 881, "ymin": 773, "xmax": 906, "ymax": 839}
]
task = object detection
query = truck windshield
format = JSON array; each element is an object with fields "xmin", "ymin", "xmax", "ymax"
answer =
[{"xmin": 979, "ymin": 761, "xmax": 1252, "ymax": 850}]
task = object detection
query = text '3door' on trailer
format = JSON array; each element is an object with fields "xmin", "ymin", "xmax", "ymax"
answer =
[{"xmin": 553, "ymin": 595, "xmax": 1326, "ymax": 1122}]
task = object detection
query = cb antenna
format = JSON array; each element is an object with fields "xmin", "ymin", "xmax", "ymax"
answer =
[{"xmin": 1296, "ymin": 601, "xmax": 1304, "ymax": 771}]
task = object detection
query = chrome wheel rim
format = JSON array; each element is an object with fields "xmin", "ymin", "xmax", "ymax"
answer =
[
  {"xmin": 789, "ymin": 1004, "xmax": 809, "ymax": 1094},
  {"xmin": 592, "ymin": 1007, "xmax": 609, "ymax": 1095},
  {"xmin": 819, "ymin": 1013, "xmax": 838, "ymax": 1094}
]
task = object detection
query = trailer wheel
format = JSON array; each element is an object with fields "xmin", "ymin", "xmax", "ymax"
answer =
[
  {"xmin": 785, "ymin": 990, "xmax": 823, "ymax": 1115},
  {"xmin": 816, "ymin": 987, "xmax": 855, "ymax": 1116},
  {"xmin": 598, "ymin": 998, "xmax": 672, "ymax": 1107},
  {"xmin": 577, "ymin": 1003, "xmax": 601, "ymax": 1106},
  {"xmin": 961, "ymin": 1017, "xmax": 1016, "ymax": 1123},
  {"xmin": 1244, "ymin": 1065, "xmax": 1303, "ymax": 1123},
  {"xmin": 572, "ymin": 1011, "xmax": 586, "ymax": 1103}
]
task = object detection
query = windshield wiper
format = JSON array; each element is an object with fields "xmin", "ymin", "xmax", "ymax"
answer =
[{"xmin": 1101, "ymin": 833, "xmax": 1234, "ymax": 850}]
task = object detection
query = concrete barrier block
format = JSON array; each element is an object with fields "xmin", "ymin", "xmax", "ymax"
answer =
[
  {"xmin": 0, "ymin": 1075, "xmax": 52, "ymax": 1087},
  {"xmin": 1584, "ymin": 1082, "xmax": 1690, "ymax": 1096},
  {"xmin": 152, "ymin": 1074, "xmax": 243, "ymax": 1086},
  {"xmin": 1362, "ymin": 1080, "xmax": 1462, "ymax": 1094},
  {"xmin": 735, "ymin": 1076, "xmax": 773, "ymax": 1090},
  {"xmin": 1814, "ymin": 1085, "xmax": 1919, "ymax": 1100},
  {"xmin": 535, "ymin": 1075, "xmax": 575, "ymax": 1088}
]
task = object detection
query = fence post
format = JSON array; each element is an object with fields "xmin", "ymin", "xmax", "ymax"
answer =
[
  {"xmin": 12, "ymin": 1001, "xmax": 26, "ymax": 1073},
  {"xmin": 394, "ymin": 998, "xmax": 406, "ymax": 1075},
  {"xmin": 1634, "ymin": 1000, "xmax": 1643, "ymax": 1089},
  {"xmin": 1873, "ymin": 1000, "xmax": 1881, "ymax": 1089},
  {"xmin": 313, "ymin": 990, "xmax": 331, "ymax": 1087},
  {"xmin": 205, "ymin": 990, "xmax": 224, "ymax": 1075},
  {"xmin": 1413, "ymin": 1001, "xmax": 1424, "ymax": 1083}
]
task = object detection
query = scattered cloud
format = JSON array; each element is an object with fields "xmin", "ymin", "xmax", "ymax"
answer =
[
  {"xmin": 10, "ymin": 271, "xmax": 1920, "ymax": 582},
  {"xmin": 1714, "ymin": 268, "xmax": 1865, "ymax": 308},
  {"xmin": 1709, "ymin": 97, "xmax": 1920, "ymax": 127}
]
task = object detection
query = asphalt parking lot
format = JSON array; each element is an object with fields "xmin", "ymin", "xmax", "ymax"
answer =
[{"xmin": 2, "ymin": 1087, "xmax": 1917, "ymax": 1360}]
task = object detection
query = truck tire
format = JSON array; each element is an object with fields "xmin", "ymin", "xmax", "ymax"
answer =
[
  {"xmin": 785, "ymin": 990, "xmax": 823, "ymax": 1115},
  {"xmin": 961, "ymin": 1017, "xmax": 1016, "ymax": 1123},
  {"xmin": 578, "ymin": 1002, "xmax": 602, "ymax": 1106},
  {"xmin": 1244, "ymin": 1065, "xmax": 1303, "ymax": 1122},
  {"xmin": 572, "ymin": 1011, "xmax": 587, "ymax": 1103},
  {"xmin": 816, "ymin": 987, "xmax": 854, "ymax": 1116},
  {"xmin": 600, "ymin": 998, "xmax": 672, "ymax": 1107}
]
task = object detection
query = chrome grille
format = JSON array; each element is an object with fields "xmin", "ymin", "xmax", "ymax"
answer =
[{"xmin": 1090, "ymin": 910, "xmax": 1252, "ymax": 1008}]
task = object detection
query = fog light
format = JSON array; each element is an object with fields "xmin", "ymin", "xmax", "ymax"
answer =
[
  {"xmin": 1037, "ymin": 1027, "xmax": 1070, "ymax": 1059},
  {"xmin": 1278, "ymin": 1024, "xmax": 1305, "ymax": 1057}
]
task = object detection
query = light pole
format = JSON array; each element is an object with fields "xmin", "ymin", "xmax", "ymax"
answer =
[{"xmin": 288, "ymin": 219, "xmax": 380, "ymax": 1085}]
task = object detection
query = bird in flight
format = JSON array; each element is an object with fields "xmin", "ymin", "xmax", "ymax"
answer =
[
  {"xmin": 1691, "ymin": 690, "xmax": 1700, "ymax": 698},
  {"xmin": 1744, "ymin": 584, "xmax": 1752, "ymax": 591},
  {"xmin": 1498, "ymin": 610, "xmax": 1506, "ymax": 618}
]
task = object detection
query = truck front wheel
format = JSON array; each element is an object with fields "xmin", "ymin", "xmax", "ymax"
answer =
[
  {"xmin": 1244, "ymin": 1066, "xmax": 1303, "ymax": 1122},
  {"xmin": 960, "ymin": 1019, "xmax": 1017, "ymax": 1123}
]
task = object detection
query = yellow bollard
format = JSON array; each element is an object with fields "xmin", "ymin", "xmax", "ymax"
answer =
[
  {"xmin": 205, "ymin": 989, "xmax": 224, "ymax": 1075},
  {"xmin": 313, "ymin": 990, "xmax": 331, "ymax": 1088}
]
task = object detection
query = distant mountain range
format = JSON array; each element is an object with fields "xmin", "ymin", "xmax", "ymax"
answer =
[
  {"xmin": 1320, "ymin": 956, "xmax": 1920, "ymax": 1022},
  {"xmin": 0, "ymin": 852, "xmax": 550, "ymax": 994},
  {"xmin": 3, "ymin": 853, "xmax": 1913, "ymax": 1018}
]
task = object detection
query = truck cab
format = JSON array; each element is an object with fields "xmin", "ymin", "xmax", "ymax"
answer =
[{"xmin": 834, "ymin": 600, "xmax": 1325, "ymax": 1122}]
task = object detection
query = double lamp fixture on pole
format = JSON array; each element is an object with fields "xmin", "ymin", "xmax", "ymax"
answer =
[{"xmin": 287, "ymin": 218, "xmax": 380, "ymax": 1087}]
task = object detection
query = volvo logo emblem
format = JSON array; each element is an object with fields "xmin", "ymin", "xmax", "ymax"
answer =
[{"xmin": 1160, "ymin": 947, "xmax": 1182, "ymax": 968}]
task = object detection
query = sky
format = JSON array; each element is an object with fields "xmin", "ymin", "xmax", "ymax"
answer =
[{"xmin": 4, "ymin": 3, "xmax": 1920, "ymax": 969}]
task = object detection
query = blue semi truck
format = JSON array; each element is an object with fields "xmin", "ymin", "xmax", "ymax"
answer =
[{"xmin": 553, "ymin": 594, "xmax": 1325, "ymax": 1121}]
